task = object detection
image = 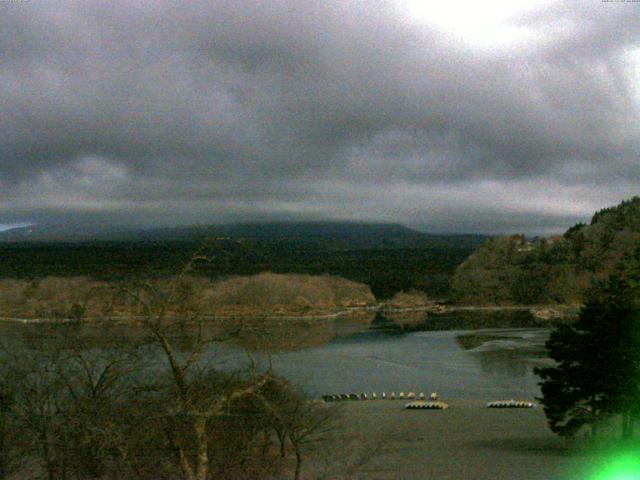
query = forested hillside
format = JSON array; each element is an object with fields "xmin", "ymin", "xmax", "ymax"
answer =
[{"xmin": 451, "ymin": 197, "xmax": 640, "ymax": 305}]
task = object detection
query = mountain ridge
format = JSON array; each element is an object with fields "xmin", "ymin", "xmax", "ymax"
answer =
[{"xmin": 0, "ymin": 221, "xmax": 487, "ymax": 250}]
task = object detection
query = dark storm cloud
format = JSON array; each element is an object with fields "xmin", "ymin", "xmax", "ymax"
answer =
[{"xmin": 1, "ymin": 0, "xmax": 638, "ymax": 233}]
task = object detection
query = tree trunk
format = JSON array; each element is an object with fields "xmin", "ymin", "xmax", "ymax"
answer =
[
  {"xmin": 294, "ymin": 449, "xmax": 302, "ymax": 480},
  {"xmin": 279, "ymin": 430, "xmax": 287, "ymax": 458},
  {"xmin": 178, "ymin": 446, "xmax": 196, "ymax": 480},
  {"xmin": 166, "ymin": 427, "xmax": 196, "ymax": 480},
  {"xmin": 194, "ymin": 416, "xmax": 209, "ymax": 480}
]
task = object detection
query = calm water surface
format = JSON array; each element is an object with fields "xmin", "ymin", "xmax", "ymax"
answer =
[
  {"xmin": 1, "ymin": 311, "xmax": 552, "ymax": 400},
  {"xmin": 213, "ymin": 327, "xmax": 551, "ymax": 399}
]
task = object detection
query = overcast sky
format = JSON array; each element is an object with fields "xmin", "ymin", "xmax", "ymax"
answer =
[{"xmin": 1, "ymin": 0, "xmax": 639, "ymax": 235}]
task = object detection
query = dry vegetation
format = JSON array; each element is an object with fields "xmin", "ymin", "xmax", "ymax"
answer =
[
  {"xmin": 381, "ymin": 289, "xmax": 429, "ymax": 309},
  {"xmin": 201, "ymin": 272, "xmax": 375, "ymax": 315},
  {"xmin": 0, "ymin": 272, "xmax": 376, "ymax": 320},
  {"xmin": 0, "ymin": 276, "xmax": 112, "ymax": 319}
]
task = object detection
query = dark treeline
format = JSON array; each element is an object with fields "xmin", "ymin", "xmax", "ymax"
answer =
[{"xmin": 0, "ymin": 240, "xmax": 473, "ymax": 299}]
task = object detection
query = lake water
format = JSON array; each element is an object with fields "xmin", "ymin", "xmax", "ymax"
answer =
[
  {"xmin": 213, "ymin": 325, "xmax": 551, "ymax": 400},
  {"xmin": 0, "ymin": 310, "xmax": 552, "ymax": 401}
]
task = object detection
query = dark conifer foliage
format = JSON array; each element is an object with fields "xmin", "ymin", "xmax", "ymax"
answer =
[{"xmin": 535, "ymin": 256, "xmax": 640, "ymax": 438}]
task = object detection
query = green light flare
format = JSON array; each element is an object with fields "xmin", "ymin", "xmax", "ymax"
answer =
[{"xmin": 589, "ymin": 451, "xmax": 640, "ymax": 480}]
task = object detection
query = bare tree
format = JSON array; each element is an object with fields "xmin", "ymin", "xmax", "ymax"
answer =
[
  {"xmin": 286, "ymin": 400, "xmax": 336, "ymax": 480},
  {"xmin": 8, "ymin": 350, "xmax": 69, "ymax": 479},
  {"xmin": 110, "ymin": 249, "xmax": 282, "ymax": 480},
  {"xmin": 1, "ymin": 324, "xmax": 144, "ymax": 480},
  {"xmin": 1, "ymin": 243, "xmax": 342, "ymax": 480}
]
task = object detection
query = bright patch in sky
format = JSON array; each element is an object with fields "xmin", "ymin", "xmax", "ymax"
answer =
[
  {"xmin": 398, "ymin": 0, "xmax": 552, "ymax": 48},
  {"xmin": 625, "ymin": 47, "xmax": 640, "ymax": 104}
]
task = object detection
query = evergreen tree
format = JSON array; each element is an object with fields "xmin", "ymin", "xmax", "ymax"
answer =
[{"xmin": 535, "ymin": 263, "xmax": 640, "ymax": 439}]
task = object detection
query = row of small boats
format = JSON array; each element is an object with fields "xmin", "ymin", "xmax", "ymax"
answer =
[
  {"xmin": 486, "ymin": 400, "xmax": 537, "ymax": 408},
  {"xmin": 321, "ymin": 393, "xmax": 537, "ymax": 409},
  {"xmin": 322, "ymin": 391, "xmax": 435, "ymax": 401},
  {"xmin": 405, "ymin": 401, "xmax": 449, "ymax": 410},
  {"xmin": 404, "ymin": 400, "xmax": 537, "ymax": 410}
]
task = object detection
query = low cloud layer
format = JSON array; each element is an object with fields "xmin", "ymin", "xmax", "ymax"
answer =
[{"xmin": 1, "ymin": 0, "xmax": 639, "ymax": 234}]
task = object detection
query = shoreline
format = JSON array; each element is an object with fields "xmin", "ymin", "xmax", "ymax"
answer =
[
  {"xmin": 0, "ymin": 306, "xmax": 378, "ymax": 324},
  {"xmin": 0, "ymin": 303, "xmax": 580, "ymax": 324}
]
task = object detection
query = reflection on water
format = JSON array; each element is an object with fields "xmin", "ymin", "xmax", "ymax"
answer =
[
  {"xmin": 0, "ymin": 312, "xmax": 378, "ymax": 354},
  {"xmin": 456, "ymin": 329, "xmax": 550, "ymax": 379},
  {"xmin": 0, "ymin": 310, "xmax": 552, "ymax": 399},
  {"xmin": 235, "ymin": 310, "xmax": 375, "ymax": 352},
  {"xmin": 475, "ymin": 350, "xmax": 531, "ymax": 378},
  {"xmin": 376, "ymin": 308, "xmax": 549, "ymax": 333},
  {"xmin": 418, "ymin": 309, "xmax": 545, "ymax": 331},
  {"xmin": 455, "ymin": 334, "xmax": 505, "ymax": 350},
  {"xmin": 375, "ymin": 310, "xmax": 429, "ymax": 331}
]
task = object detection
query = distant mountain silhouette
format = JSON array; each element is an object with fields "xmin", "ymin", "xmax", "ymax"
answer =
[{"xmin": 0, "ymin": 221, "xmax": 486, "ymax": 250}]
